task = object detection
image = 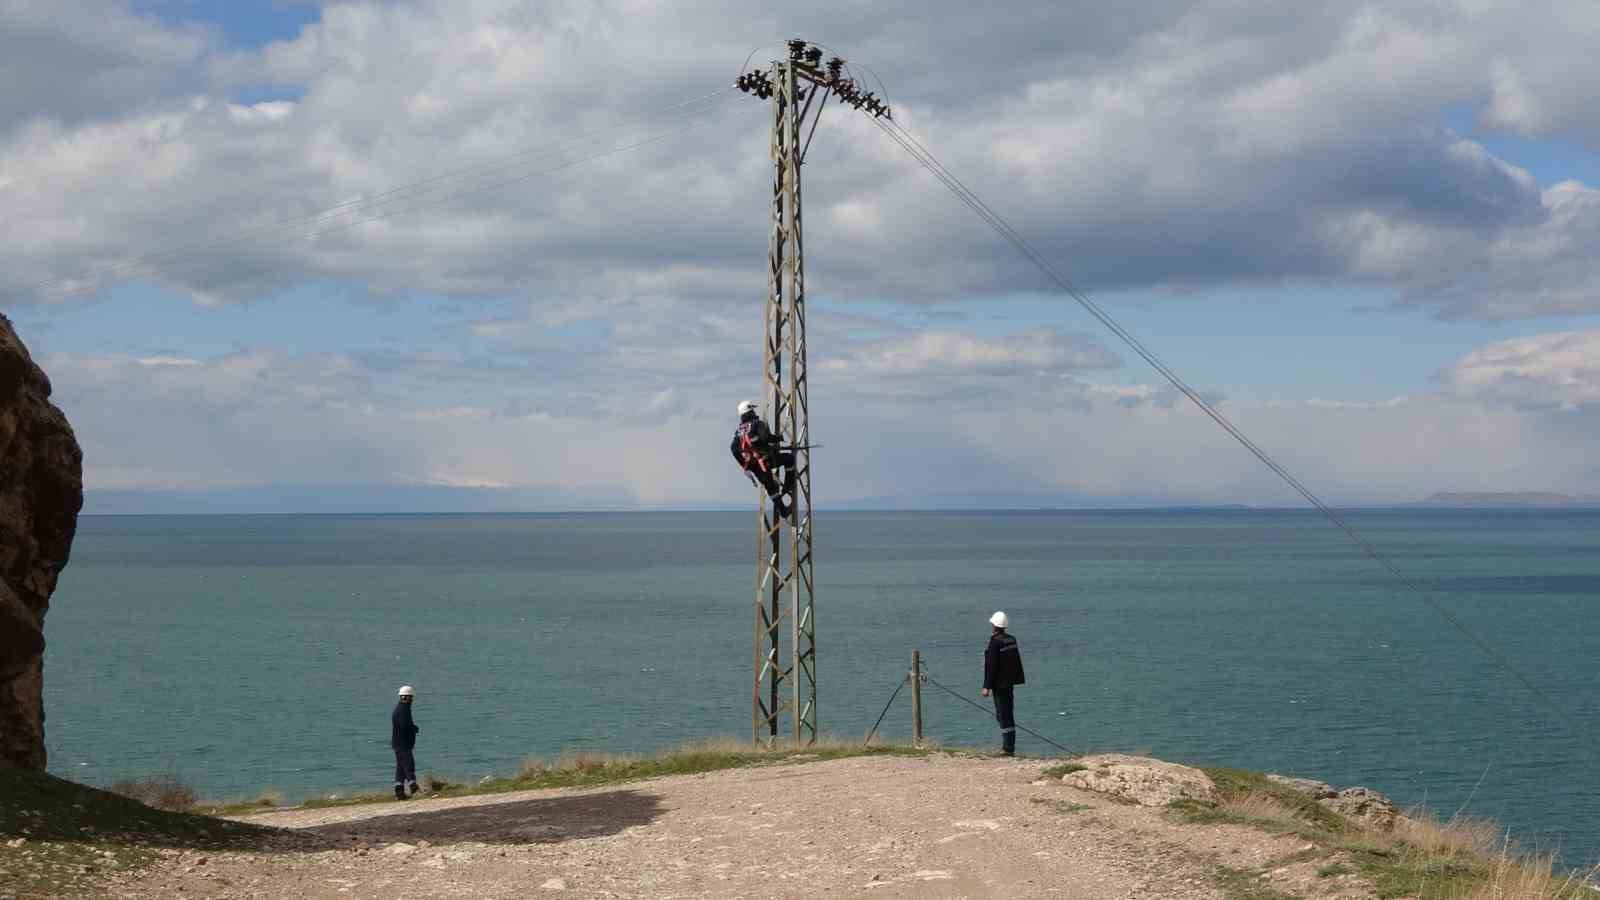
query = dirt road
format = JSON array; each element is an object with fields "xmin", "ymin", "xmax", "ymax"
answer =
[{"xmin": 102, "ymin": 754, "xmax": 1365, "ymax": 899}]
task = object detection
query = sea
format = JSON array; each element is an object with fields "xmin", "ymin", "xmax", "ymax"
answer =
[{"xmin": 41, "ymin": 509, "xmax": 1600, "ymax": 865}]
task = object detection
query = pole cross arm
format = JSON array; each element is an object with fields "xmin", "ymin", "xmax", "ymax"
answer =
[{"xmin": 734, "ymin": 38, "xmax": 893, "ymax": 121}]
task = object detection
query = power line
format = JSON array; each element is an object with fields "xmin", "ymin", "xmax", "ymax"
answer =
[
  {"xmin": 922, "ymin": 673, "xmax": 1079, "ymax": 756},
  {"xmin": 868, "ymin": 114, "xmax": 1592, "ymax": 751},
  {"xmin": 863, "ymin": 674, "xmax": 909, "ymax": 745},
  {"xmin": 16, "ymin": 87, "xmax": 738, "ymax": 301}
]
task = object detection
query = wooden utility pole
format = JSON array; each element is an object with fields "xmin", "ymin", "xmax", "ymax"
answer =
[
  {"xmin": 911, "ymin": 649, "xmax": 924, "ymax": 746},
  {"xmin": 738, "ymin": 40, "xmax": 890, "ymax": 748}
]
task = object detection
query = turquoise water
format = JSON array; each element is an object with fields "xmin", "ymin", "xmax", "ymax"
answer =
[{"xmin": 42, "ymin": 510, "xmax": 1599, "ymax": 864}]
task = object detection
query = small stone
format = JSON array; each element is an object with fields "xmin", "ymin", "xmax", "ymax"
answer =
[
  {"xmin": 383, "ymin": 843, "xmax": 416, "ymax": 855},
  {"xmin": 540, "ymin": 877, "xmax": 569, "ymax": 890},
  {"xmin": 5, "ymin": 838, "xmax": 23, "ymax": 848}
]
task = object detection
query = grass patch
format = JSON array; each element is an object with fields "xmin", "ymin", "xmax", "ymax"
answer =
[
  {"xmin": 1040, "ymin": 761, "xmax": 1087, "ymax": 779},
  {"xmin": 0, "ymin": 766, "xmax": 284, "ymax": 897},
  {"xmin": 1202, "ymin": 768, "xmax": 1352, "ymax": 836},
  {"xmin": 1167, "ymin": 796, "xmax": 1308, "ymax": 839},
  {"xmin": 1351, "ymin": 847, "xmax": 1486, "ymax": 899},
  {"xmin": 1214, "ymin": 864, "xmax": 1303, "ymax": 900},
  {"xmin": 293, "ymin": 738, "xmax": 933, "ymax": 811},
  {"xmin": 108, "ymin": 775, "xmax": 198, "ymax": 812},
  {"xmin": 195, "ymin": 790, "xmax": 282, "ymax": 817},
  {"xmin": 1169, "ymin": 765, "xmax": 1598, "ymax": 900}
]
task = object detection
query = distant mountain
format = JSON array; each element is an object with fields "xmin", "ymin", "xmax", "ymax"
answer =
[{"xmin": 1416, "ymin": 491, "xmax": 1600, "ymax": 508}]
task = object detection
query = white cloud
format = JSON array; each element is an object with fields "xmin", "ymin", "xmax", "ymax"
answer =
[
  {"xmin": 822, "ymin": 330, "xmax": 1120, "ymax": 378},
  {"xmin": 1443, "ymin": 329, "xmax": 1600, "ymax": 410},
  {"xmin": 11, "ymin": 0, "xmax": 1600, "ymax": 509},
  {"xmin": 42, "ymin": 321, "xmax": 1600, "ymax": 507},
  {"xmin": 0, "ymin": 0, "xmax": 210, "ymax": 131},
  {"xmin": 4, "ymin": 0, "xmax": 1600, "ymax": 319}
]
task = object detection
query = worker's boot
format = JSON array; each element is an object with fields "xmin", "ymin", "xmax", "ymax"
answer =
[
  {"xmin": 407, "ymin": 781, "xmax": 420, "ymax": 797},
  {"xmin": 394, "ymin": 784, "xmax": 407, "ymax": 801}
]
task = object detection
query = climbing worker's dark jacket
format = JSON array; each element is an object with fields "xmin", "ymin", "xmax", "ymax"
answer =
[
  {"xmin": 730, "ymin": 416, "xmax": 781, "ymax": 473},
  {"xmin": 983, "ymin": 631, "xmax": 1026, "ymax": 690},
  {"xmin": 391, "ymin": 702, "xmax": 419, "ymax": 750}
]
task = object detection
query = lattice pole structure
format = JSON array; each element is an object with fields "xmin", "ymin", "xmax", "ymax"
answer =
[{"xmin": 737, "ymin": 40, "xmax": 891, "ymax": 748}]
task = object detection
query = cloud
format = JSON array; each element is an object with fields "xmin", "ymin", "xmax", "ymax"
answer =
[
  {"xmin": 1476, "ymin": 0, "xmax": 1600, "ymax": 147},
  {"xmin": 1442, "ymin": 329, "xmax": 1600, "ymax": 410},
  {"xmin": 45, "ymin": 319, "xmax": 1600, "ymax": 509},
  {"xmin": 822, "ymin": 329, "xmax": 1120, "ymax": 378},
  {"xmin": 4, "ymin": 0, "xmax": 1600, "ymax": 320},
  {"xmin": 0, "ymin": 0, "xmax": 210, "ymax": 132},
  {"xmin": 11, "ymin": 1, "xmax": 1600, "ymax": 511}
]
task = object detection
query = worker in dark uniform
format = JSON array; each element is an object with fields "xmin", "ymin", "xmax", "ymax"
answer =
[
  {"xmin": 391, "ymin": 685, "xmax": 420, "ymax": 799},
  {"xmin": 981, "ymin": 611, "xmax": 1025, "ymax": 756},
  {"xmin": 730, "ymin": 399, "xmax": 796, "ymax": 520}
]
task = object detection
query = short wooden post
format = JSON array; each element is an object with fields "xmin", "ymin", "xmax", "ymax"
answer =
[{"xmin": 910, "ymin": 649, "xmax": 924, "ymax": 746}]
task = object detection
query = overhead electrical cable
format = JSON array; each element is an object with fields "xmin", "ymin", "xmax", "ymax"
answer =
[
  {"xmin": 867, "ymin": 113, "xmax": 1591, "ymax": 749},
  {"xmin": 19, "ymin": 86, "xmax": 738, "ymax": 301}
]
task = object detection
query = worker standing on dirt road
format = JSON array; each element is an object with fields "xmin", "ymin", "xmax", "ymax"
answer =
[
  {"xmin": 981, "ymin": 611, "xmax": 1026, "ymax": 756},
  {"xmin": 392, "ymin": 685, "xmax": 420, "ymax": 800}
]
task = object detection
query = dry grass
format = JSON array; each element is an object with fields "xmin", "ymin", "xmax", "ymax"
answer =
[
  {"xmin": 1182, "ymin": 767, "xmax": 1597, "ymax": 900},
  {"xmin": 108, "ymin": 775, "xmax": 198, "ymax": 812},
  {"xmin": 1397, "ymin": 806, "xmax": 1508, "ymax": 858},
  {"xmin": 1220, "ymin": 791, "xmax": 1302, "ymax": 825},
  {"xmin": 1457, "ymin": 853, "xmax": 1598, "ymax": 900},
  {"xmin": 1341, "ymin": 805, "xmax": 1597, "ymax": 899}
]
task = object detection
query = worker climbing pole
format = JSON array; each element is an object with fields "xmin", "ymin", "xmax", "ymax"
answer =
[{"xmin": 734, "ymin": 40, "xmax": 891, "ymax": 747}]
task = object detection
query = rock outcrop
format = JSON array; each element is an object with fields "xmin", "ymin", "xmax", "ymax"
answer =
[
  {"xmin": 1322, "ymin": 786, "xmax": 1402, "ymax": 831},
  {"xmin": 0, "ymin": 314, "xmax": 84, "ymax": 770},
  {"xmin": 1265, "ymin": 773, "xmax": 1335, "ymax": 799},
  {"xmin": 1060, "ymin": 754, "xmax": 1219, "ymax": 806},
  {"xmin": 1268, "ymin": 773, "xmax": 1403, "ymax": 831}
]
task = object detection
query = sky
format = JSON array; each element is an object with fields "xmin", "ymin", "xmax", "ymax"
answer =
[{"xmin": 4, "ymin": 0, "xmax": 1600, "ymax": 512}]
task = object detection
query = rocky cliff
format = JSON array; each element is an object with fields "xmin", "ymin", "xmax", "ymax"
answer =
[{"xmin": 0, "ymin": 314, "xmax": 83, "ymax": 770}]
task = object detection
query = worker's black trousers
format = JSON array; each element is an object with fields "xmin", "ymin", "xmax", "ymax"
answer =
[
  {"xmin": 991, "ymin": 686, "xmax": 1016, "ymax": 754},
  {"xmin": 754, "ymin": 452, "xmax": 796, "ymax": 501},
  {"xmin": 393, "ymin": 748, "xmax": 417, "ymax": 787}
]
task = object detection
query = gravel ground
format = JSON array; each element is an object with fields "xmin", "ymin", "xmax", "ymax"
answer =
[{"xmin": 99, "ymin": 754, "xmax": 1378, "ymax": 899}]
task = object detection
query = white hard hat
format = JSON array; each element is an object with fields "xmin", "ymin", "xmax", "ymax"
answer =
[
  {"xmin": 989, "ymin": 611, "xmax": 1008, "ymax": 629},
  {"xmin": 737, "ymin": 400, "xmax": 759, "ymax": 417},
  {"xmin": 397, "ymin": 685, "xmax": 415, "ymax": 697}
]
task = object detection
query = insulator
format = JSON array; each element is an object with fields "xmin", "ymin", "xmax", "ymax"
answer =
[
  {"xmin": 826, "ymin": 57, "xmax": 845, "ymax": 78},
  {"xmin": 788, "ymin": 39, "xmax": 807, "ymax": 61},
  {"xmin": 804, "ymin": 46, "xmax": 823, "ymax": 65}
]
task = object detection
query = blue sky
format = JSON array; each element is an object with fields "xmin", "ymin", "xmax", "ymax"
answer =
[
  {"xmin": 141, "ymin": 0, "xmax": 322, "ymax": 48},
  {"xmin": 6, "ymin": 1, "xmax": 1600, "ymax": 511}
]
